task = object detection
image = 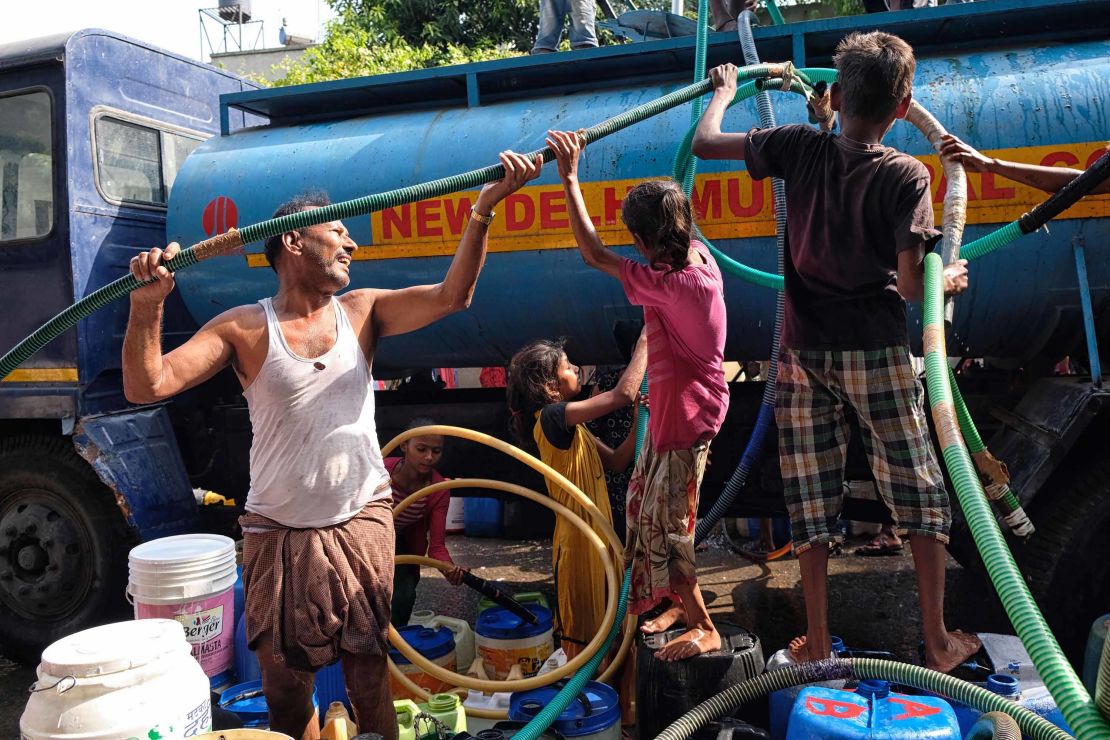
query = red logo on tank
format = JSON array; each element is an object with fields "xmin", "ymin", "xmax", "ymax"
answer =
[
  {"xmin": 202, "ymin": 196, "xmax": 239, "ymax": 237},
  {"xmin": 804, "ymin": 696, "xmax": 866, "ymax": 719}
]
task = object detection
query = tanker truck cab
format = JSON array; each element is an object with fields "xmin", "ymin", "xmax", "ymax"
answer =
[{"xmin": 0, "ymin": 30, "xmax": 256, "ymax": 660}]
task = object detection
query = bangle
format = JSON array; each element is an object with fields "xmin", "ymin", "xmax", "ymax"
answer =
[{"xmin": 470, "ymin": 206, "xmax": 494, "ymax": 226}]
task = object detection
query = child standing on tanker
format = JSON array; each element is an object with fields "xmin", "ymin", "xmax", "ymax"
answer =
[
  {"xmin": 692, "ymin": 32, "xmax": 977, "ymax": 672},
  {"xmin": 546, "ymin": 130, "xmax": 729, "ymax": 662},
  {"xmin": 506, "ymin": 336, "xmax": 647, "ymax": 660}
]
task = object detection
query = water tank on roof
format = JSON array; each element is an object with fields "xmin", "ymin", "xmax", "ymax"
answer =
[{"xmin": 218, "ymin": 0, "xmax": 252, "ymax": 22}]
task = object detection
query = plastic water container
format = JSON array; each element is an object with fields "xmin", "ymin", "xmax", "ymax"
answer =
[
  {"xmin": 196, "ymin": 731, "xmax": 294, "ymax": 739},
  {"xmin": 509, "ymin": 680, "xmax": 621, "ymax": 740},
  {"xmin": 128, "ymin": 533, "xmax": 238, "ymax": 688},
  {"xmin": 234, "ymin": 614, "xmax": 261, "ymax": 683},
  {"xmin": 786, "ymin": 681, "xmax": 960, "ymax": 740},
  {"xmin": 637, "ymin": 623, "xmax": 765, "ymax": 740},
  {"xmin": 220, "ymin": 679, "xmax": 319, "ymax": 727},
  {"xmin": 475, "ymin": 604, "xmax": 554, "ymax": 679},
  {"xmin": 447, "ymin": 495, "xmax": 466, "ymax": 533},
  {"xmin": 946, "ymin": 674, "xmax": 1071, "ymax": 737},
  {"xmin": 20, "ymin": 619, "xmax": 212, "ymax": 739},
  {"xmin": 465, "ymin": 497, "xmax": 504, "ymax": 537},
  {"xmin": 396, "ymin": 697, "xmax": 465, "ymax": 740},
  {"xmin": 410, "ymin": 611, "xmax": 476, "ymax": 669},
  {"xmin": 1083, "ymin": 613, "xmax": 1110, "ymax": 696},
  {"xmin": 478, "ymin": 591, "xmax": 550, "ymax": 615},
  {"xmin": 769, "ymin": 636, "xmax": 848, "ymax": 739},
  {"xmin": 389, "ymin": 625, "xmax": 458, "ymax": 700}
]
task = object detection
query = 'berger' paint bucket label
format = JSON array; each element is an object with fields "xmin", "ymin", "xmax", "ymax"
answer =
[{"xmin": 136, "ymin": 589, "xmax": 234, "ymax": 677}]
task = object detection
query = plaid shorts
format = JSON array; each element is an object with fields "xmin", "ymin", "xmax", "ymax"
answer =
[{"xmin": 776, "ymin": 346, "xmax": 950, "ymax": 554}]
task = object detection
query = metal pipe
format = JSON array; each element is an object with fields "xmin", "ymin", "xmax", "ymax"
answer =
[{"xmin": 1072, "ymin": 237, "xmax": 1102, "ymax": 388}]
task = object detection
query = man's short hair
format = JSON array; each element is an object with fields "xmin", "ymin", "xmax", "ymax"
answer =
[
  {"xmin": 833, "ymin": 31, "xmax": 916, "ymax": 123},
  {"xmin": 262, "ymin": 189, "xmax": 332, "ymax": 272}
]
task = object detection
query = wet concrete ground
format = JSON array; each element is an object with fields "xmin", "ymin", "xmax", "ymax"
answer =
[{"xmin": 0, "ymin": 528, "xmax": 1011, "ymax": 736}]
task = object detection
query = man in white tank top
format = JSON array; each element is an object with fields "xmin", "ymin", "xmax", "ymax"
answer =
[{"xmin": 121, "ymin": 151, "xmax": 542, "ymax": 740}]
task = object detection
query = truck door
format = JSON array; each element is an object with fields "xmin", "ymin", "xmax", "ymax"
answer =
[{"xmin": 0, "ymin": 62, "xmax": 76, "ymax": 398}]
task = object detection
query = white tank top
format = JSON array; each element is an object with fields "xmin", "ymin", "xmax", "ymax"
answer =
[{"xmin": 243, "ymin": 297, "xmax": 391, "ymax": 528}]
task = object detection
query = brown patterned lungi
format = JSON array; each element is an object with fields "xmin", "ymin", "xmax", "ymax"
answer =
[{"xmin": 240, "ymin": 499, "xmax": 395, "ymax": 672}]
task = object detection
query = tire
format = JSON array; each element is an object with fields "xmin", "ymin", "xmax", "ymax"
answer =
[
  {"xmin": 0, "ymin": 436, "xmax": 133, "ymax": 664},
  {"xmin": 1017, "ymin": 456, "xmax": 1110, "ymax": 662},
  {"xmin": 948, "ymin": 452, "xmax": 1110, "ymax": 663}
]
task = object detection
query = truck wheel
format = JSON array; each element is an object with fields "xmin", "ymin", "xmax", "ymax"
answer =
[
  {"xmin": 1018, "ymin": 456, "xmax": 1110, "ymax": 662},
  {"xmin": 949, "ymin": 453, "xmax": 1110, "ymax": 663},
  {"xmin": 0, "ymin": 436, "xmax": 132, "ymax": 664}
]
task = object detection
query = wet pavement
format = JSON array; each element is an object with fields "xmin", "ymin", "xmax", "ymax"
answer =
[{"xmin": 0, "ymin": 528, "xmax": 1010, "ymax": 736}]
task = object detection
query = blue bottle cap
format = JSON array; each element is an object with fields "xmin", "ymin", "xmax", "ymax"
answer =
[
  {"xmin": 856, "ymin": 679, "xmax": 891, "ymax": 699},
  {"xmin": 986, "ymin": 673, "xmax": 1020, "ymax": 696},
  {"xmin": 830, "ymin": 635, "xmax": 846, "ymax": 654}
]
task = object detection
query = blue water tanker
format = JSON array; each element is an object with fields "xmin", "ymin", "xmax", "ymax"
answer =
[{"xmin": 167, "ymin": 16, "xmax": 1110, "ymax": 375}]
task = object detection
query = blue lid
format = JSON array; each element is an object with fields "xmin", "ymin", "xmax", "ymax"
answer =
[
  {"xmin": 855, "ymin": 679, "xmax": 890, "ymax": 699},
  {"xmin": 389, "ymin": 625, "xmax": 456, "ymax": 665},
  {"xmin": 476, "ymin": 604, "xmax": 553, "ymax": 640},
  {"xmin": 986, "ymin": 674, "xmax": 1020, "ymax": 696},
  {"xmin": 830, "ymin": 636, "xmax": 846, "ymax": 654},
  {"xmin": 220, "ymin": 679, "xmax": 318, "ymax": 725},
  {"xmin": 509, "ymin": 681, "xmax": 620, "ymax": 737}
]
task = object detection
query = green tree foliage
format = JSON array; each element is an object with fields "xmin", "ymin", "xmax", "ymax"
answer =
[
  {"xmin": 329, "ymin": 0, "xmax": 539, "ymax": 52},
  {"xmin": 269, "ymin": 19, "xmax": 520, "ymax": 86}
]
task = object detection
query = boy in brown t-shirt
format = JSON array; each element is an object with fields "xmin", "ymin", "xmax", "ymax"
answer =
[{"xmin": 692, "ymin": 31, "xmax": 977, "ymax": 672}]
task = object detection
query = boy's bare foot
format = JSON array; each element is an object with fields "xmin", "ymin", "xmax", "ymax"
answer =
[
  {"xmin": 655, "ymin": 627, "xmax": 722, "ymax": 661},
  {"xmin": 788, "ymin": 635, "xmax": 831, "ymax": 662},
  {"xmin": 925, "ymin": 630, "xmax": 981, "ymax": 674},
  {"xmin": 641, "ymin": 605, "xmax": 685, "ymax": 634}
]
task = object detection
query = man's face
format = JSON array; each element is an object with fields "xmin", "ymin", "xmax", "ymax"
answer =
[{"xmin": 298, "ymin": 218, "xmax": 355, "ymax": 290}]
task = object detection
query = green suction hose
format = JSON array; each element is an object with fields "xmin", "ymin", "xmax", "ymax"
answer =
[
  {"xmin": 653, "ymin": 657, "xmax": 1073, "ymax": 740},
  {"xmin": 923, "ymin": 253, "xmax": 1110, "ymax": 739},
  {"xmin": 0, "ymin": 63, "xmax": 800, "ymax": 384}
]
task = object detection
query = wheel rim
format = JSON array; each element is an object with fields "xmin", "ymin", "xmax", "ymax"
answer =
[{"xmin": 0, "ymin": 489, "xmax": 96, "ymax": 620}]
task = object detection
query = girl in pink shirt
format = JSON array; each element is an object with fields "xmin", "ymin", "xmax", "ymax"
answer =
[
  {"xmin": 386, "ymin": 417, "xmax": 468, "ymax": 627},
  {"xmin": 547, "ymin": 130, "xmax": 729, "ymax": 661}
]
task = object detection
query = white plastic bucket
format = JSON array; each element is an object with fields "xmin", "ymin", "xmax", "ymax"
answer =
[
  {"xmin": 475, "ymin": 605, "xmax": 554, "ymax": 680},
  {"xmin": 20, "ymin": 618, "xmax": 212, "ymax": 739},
  {"xmin": 128, "ymin": 534, "xmax": 237, "ymax": 680}
]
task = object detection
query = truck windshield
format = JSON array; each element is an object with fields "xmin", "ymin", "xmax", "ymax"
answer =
[{"xmin": 0, "ymin": 90, "xmax": 53, "ymax": 242}]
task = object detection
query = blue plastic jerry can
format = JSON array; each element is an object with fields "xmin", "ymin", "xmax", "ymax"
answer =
[{"xmin": 786, "ymin": 681, "xmax": 961, "ymax": 740}]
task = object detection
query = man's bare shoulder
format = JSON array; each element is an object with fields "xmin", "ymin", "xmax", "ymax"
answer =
[
  {"xmin": 206, "ymin": 303, "xmax": 267, "ymax": 337},
  {"xmin": 339, "ymin": 288, "xmax": 386, "ymax": 319}
]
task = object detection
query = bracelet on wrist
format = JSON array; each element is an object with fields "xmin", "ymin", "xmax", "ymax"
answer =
[{"xmin": 470, "ymin": 205, "xmax": 495, "ymax": 226}]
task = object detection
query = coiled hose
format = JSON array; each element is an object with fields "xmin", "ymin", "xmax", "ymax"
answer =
[
  {"xmin": 693, "ymin": 8, "xmax": 787, "ymax": 545},
  {"xmin": 966, "ymin": 712, "xmax": 1023, "ymax": 740},
  {"xmin": 653, "ymin": 657, "xmax": 1072, "ymax": 740},
  {"xmin": 0, "ymin": 64, "xmax": 802, "ymax": 383}
]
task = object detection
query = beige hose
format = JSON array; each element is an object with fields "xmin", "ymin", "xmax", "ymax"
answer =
[
  {"xmin": 906, "ymin": 100, "xmax": 967, "ymax": 262},
  {"xmin": 380, "ymin": 426, "xmax": 636, "ymax": 717}
]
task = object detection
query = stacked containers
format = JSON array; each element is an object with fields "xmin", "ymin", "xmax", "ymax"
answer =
[{"xmin": 127, "ymin": 534, "xmax": 238, "ymax": 690}]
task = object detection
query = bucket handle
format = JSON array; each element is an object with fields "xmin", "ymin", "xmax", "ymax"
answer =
[
  {"xmin": 550, "ymin": 680, "xmax": 594, "ymax": 716},
  {"xmin": 29, "ymin": 674, "xmax": 76, "ymax": 695}
]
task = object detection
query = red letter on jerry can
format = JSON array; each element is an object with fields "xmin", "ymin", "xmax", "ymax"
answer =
[
  {"xmin": 888, "ymin": 696, "xmax": 941, "ymax": 721},
  {"xmin": 804, "ymin": 696, "xmax": 866, "ymax": 720}
]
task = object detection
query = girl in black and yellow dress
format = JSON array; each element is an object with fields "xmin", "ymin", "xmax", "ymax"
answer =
[{"xmin": 506, "ymin": 334, "xmax": 646, "ymax": 658}]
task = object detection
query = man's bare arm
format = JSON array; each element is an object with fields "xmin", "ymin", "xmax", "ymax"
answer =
[
  {"xmin": 939, "ymin": 134, "xmax": 1110, "ymax": 195},
  {"xmin": 692, "ymin": 64, "xmax": 749, "ymax": 161}
]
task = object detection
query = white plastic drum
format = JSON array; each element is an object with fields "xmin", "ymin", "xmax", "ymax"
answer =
[
  {"xmin": 20, "ymin": 618, "xmax": 212, "ymax": 739},
  {"xmin": 128, "ymin": 534, "xmax": 237, "ymax": 682}
]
